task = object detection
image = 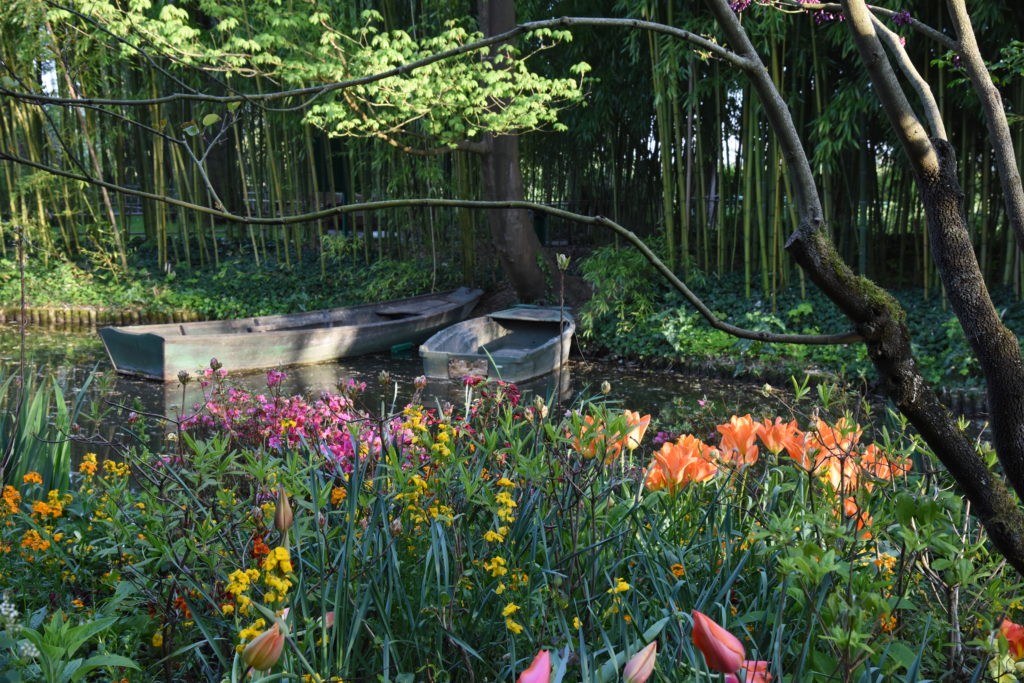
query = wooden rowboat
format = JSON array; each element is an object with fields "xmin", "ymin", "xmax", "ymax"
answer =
[
  {"xmin": 99, "ymin": 287, "xmax": 483, "ymax": 381},
  {"xmin": 420, "ymin": 306, "xmax": 574, "ymax": 383}
]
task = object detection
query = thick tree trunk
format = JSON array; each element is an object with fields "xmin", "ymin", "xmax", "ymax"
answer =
[
  {"xmin": 480, "ymin": 131, "xmax": 547, "ymax": 301},
  {"xmin": 706, "ymin": 0, "xmax": 1024, "ymax": 574},
  {"xmin": 478, "ymin": 0, "xmax": 549, "ymax": 302}
]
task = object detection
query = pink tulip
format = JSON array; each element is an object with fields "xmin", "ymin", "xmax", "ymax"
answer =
[
  {"xmin": 691, "ymin": 610, "xmax": 744, "ymax": 674},
  {"xmin": 623, "ymin": 641, "xmax": 657, "ymax": 683},
  {"xmin": 242, "ymin": 622, "xmax": 285, "ymax": 671},
  {"xmin": 517, "ymin": 650, "xmax": 550, "ymax": 683}
]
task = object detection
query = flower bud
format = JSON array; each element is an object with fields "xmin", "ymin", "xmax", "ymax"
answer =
[
  {"xmin": 210, "ymin": 357, "xmax": 222, "ymax": 371},
  {"xmin": 378, "ymin": 370, "xmax": 391, "ymax": 386},
  {"xmin": 601, "ymin": 380, "xmax": 612, "ymax": 395},
  {"xmin": 414, "ymin": 375, "xmax": 428, "ymax": 390},
  {"xmin": 556, "ymin": 253, "xmax": 570, "ymax": 271},
  {"xmin": 623, "ymin": 642, "xmax": 657, "ymax": 683},
  {"xmin": 177, "ymin": 370, "xmax": 191, "ymax": 386},
  {"xmin": 242, "ymin": 622, "xmax": 285, "ymax": 671},
  {"xmin": 274, "ymin": 485, "xmax": 293, "ymax": 533}
]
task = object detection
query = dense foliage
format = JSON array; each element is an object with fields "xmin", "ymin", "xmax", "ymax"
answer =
[
  {"xmin": 578, "ymin": 245, "xmax": 996, "ymax": 390},
  {"xmin": 0, "ymin": 371, "xmax": 1019, "ymax": 681},
  {"xmin": 0, "ymin": 250, "xmax": 467, "ymax": 320}
]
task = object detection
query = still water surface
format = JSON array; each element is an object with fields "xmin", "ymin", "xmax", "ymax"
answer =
[{"xmin": 1, "ymin": 325, "xmax": 785, "ymax": 451}]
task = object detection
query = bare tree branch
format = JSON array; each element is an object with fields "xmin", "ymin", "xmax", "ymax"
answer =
[
  {"xmin": 0, "ymin": 151, "xmax": 858, "ymax": 346},
  {"xmin": 946, "ymin": 0, "xmax": 1024, "ymax": 252},
  {"xmin": 781, "ymin": 1, "xmax": 958, "ymax": 50},
  {"xmin": 840, "ymin": 0, "xmax": 938, "ymax": 173},
  {"xmin": 870, "ymin": 14, "xmax": 946, "ymax": 140}
]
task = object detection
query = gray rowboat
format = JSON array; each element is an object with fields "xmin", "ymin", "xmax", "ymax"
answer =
[
  {"xmin": 420, "ymin": 306, "xmax": 575, "ymax": 383},
  {"xmin": 99, "ymin": 287, "xmax": 483, "ymax": 381}
]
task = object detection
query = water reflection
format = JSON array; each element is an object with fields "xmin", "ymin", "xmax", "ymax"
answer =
[{"xmin": 1, "ymin": 324, "xmax": 783, "ymax": 455}]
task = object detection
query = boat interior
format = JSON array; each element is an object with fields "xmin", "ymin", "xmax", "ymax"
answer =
[{"xmin": 446, "ymin": 318, "xmax": 564, "ymax": 358}]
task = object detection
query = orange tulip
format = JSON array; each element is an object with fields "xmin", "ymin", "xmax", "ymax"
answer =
[
  {"xmin": 574, "ymin": 411, "xmax": 651, "ymax": 464},
  {"xmin": 623, "ymin": 410, "xmax": 651, "ymax": 452},
  {"xmin": 1001, "ymin": 619, "xmax": 1024, "ymax": 659},
  {"xmin": 726, "ymin": 660, "xmax": 773, "ymax": 683},
  {"xmin": 692, "ymin": 610, "xmax": 744, "ymax": 674},
  {"xmin": 842, "ymin": 497, "xmax": 873, "ymax": 539},
  {"xmin": 717, "ymin": 415, "xmax": 760, "ymax": 469},
  {"xmin": 755, "ymin": 418, "xmax": 801, "ymax": 456},
  {"xmin": 858, "ymin": 443, "xmax": 911, "ymax": 489},
  {"xmin": 242, "ymin": 622, "xmax": 285, "ymax": 671},
  {"xmin": 645, "ymin": 436, "xmax": 718, "ymax": 494},
  {"xmin": 517, "ymin": 649, "xmax": 550, "ymax": 683}
]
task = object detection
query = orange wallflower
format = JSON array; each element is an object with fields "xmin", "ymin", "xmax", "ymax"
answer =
[
  {"xmin": 645, "ymin": 436, "xmax": 719, "ymax": 494},
  {"xmin": 717, "ymin": 415, "xmax": 760, "ymax": 469}
]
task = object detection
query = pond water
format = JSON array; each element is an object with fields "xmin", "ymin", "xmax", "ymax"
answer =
[{"xmin": 1, "ymin": 325, "xmax": 794, "ymax": 454}]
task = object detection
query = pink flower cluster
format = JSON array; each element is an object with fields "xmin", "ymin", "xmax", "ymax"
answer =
[{"xmin": 181, "ymin": 372, "xmax": 383, "ymax": 473}]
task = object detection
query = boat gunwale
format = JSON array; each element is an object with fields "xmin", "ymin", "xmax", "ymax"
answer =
[
  {"xmin": 420, "ymin": 309, "xmax": 576, "ymax": 364},
  {"xmin": 100, "ymin": 288, "xmax": 482, "ymax": 341}
]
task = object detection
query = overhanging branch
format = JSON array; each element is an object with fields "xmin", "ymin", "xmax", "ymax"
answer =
[{"xmin": 0, "ymin": 150, "xmax": 859, "ymax": 347}]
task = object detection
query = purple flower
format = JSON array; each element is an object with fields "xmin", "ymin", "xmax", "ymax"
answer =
[
  {"xmin": 730, "ymin": 0, "xmax": 752, "ymax": 12},
  {"xmin": 267, "ymin": 369, "xmax": 287, "ymax": 388},
  {"xmin": 892, "ymin": 10, "xmax": 912, "ymax": 27},
  {"xmin": 814, "ymin": 10, "xmax": 844, "ymax": 24}
]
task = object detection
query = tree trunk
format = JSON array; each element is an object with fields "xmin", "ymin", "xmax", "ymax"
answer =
[{"xmin": 478, "ymin": 0, "xmax": 548, "ymax": 302}]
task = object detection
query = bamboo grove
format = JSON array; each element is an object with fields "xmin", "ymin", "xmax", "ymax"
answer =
[{"xmin": 1, "ymin": 0, "xmax": 1024, "ymax": 300}]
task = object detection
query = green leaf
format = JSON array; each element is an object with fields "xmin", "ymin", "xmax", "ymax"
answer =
[
  {"xmin": 202, "ymin": 113, "xmax": 221, "ymax": 127},
  {"xmin": 67, "ymin": 654, "xmax": 140, "ymax": 682}
]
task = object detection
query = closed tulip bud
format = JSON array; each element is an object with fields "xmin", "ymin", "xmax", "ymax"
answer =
[
  {"xmin": 177, "ymin": 370, "xmax": 191, "ymax": 386},
  {"xmin": 378, "ymin": 370, "xmax": 391, "ymax": 386},
  {"xmin": 210, "ymin": 357, "xmax": 222, "ymax": 371},
  {"xmin": 692, "ymin": 610, "xmax": 745, "ymax": 674},
  {"xmin": 601, "ymin": 380, "xmax": 612, "ymax": 395},
  {"xmin": 274, "ymin": 485, "xmax": 293, "ymax": 533},
  {"xmin": 517, "ymin": 649, "xmax": 550, "ymax": 683},
  {"xmin": 414, "ymin": 375, "xmax": 428, "ymax": 390},
  {"xmin": 556, "ymin": 253, "xmax": 570, "ymax": 271},
  {"xmin": 242, "ymin": 622, "xmax": 285, "ymax": 671},
  {"xmin": 623, "ymin": 641, "xmax": 657, "ymax": 683}
]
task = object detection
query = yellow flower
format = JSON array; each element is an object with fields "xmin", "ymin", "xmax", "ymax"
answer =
[
  {"xmin": 483, "ymin": 529, "xmax": 505, "ymax": 543},
  {"xmin": 79, "ymin": 453, "xmax": 98, "ymax": 476},
  {"xmin": 22, "ymin": 472, "xmax": 42, "ymax": 485},
  {"xmin": 502, "ymin": 602, "xmax": 520, "ymax": 617},
  {"xmin": 496, "ymin": 477, "xmax": 515, "ymax": 488},
  {"xmin": 505, "ymin": 618, "xmax": 524, "ymax": 634},
  {"xmin": 331, "ymin": 487, "xmax": 347, "ymax": 505},
  {"xmin": 572, "ymin": 616, "xmax": 581, "ymax": 630},
  {"xmin": 152, "ymin": 631, "xmax": 164, "ymax": 648},
  {"xmin": 483, "ymin": 556, "xmax": 508, "ymax": 578},
  {"xmin": 607, "ymin": 578, "xmax": 630, "ymax": 595},
  {"xmin": 670, "ymin": 563, "xmax": 685, "ymax": 578}
]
